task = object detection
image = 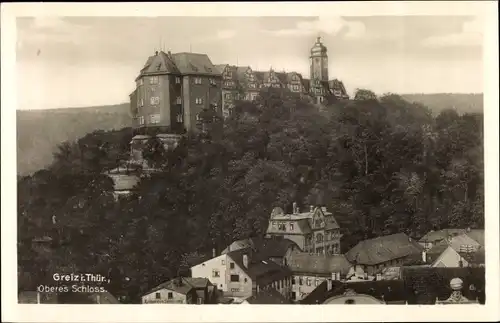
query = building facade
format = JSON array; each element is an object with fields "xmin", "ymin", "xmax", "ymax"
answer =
[
  {"xmin": 345, "ymin": 233, "xmax": 424, "ymax": 276},
  {"xmin": 286, "ymin": 251, "xmax": 352, "ymax": 301},
  {"xmin": 130, "ymin": 50, "xmax": 223, "ymax": 135},
  {"xmin": 142, "ymin": 277, "xmax": 216, "ymax": 304},
  {"xmin": 190, "ymin": 248, "xmax": 293, "ymax": 300},
  {"xmin": 265, "ymin": 204, "xmax": 342, "ymax": 255}
]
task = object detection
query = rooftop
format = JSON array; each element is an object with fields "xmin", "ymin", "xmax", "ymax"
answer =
[
  {"xmin": 226, "ymin": 247, "xmax": 292, "ymax": 286},
  {"xmin": 287, "ymin": 251, "xmax": 352, "ymax": 275},
  {"xmin": 245, "ymin": 288, "xmax": 290, "ymax": 304},
  {"xmin": 346, "ymin": 233, "xmax": 424, "ymax": 266}
]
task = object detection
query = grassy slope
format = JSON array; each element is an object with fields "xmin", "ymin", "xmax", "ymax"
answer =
[{"xmin": 16, "ymin": 94, "xmax": 483, "ymax": 176}]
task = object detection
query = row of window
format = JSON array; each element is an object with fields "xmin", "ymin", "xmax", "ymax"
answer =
[
  {"xmin": 137, "ymin": 113, "xmax": 184, "ymax": 125},
  {"xmin": 293, "ymin": 276, "xmax": 323, "ymax": 287},
  {"xmin": 137, "ymin": 96, "xmax": 208, "ymax": 107},
  {"xmin": 154, "ymin": 292, "xmax": 203, "ymax": 304},
  {"xmin": 138, "ymin": 75, "xmax": 219, "ymax": 87}
]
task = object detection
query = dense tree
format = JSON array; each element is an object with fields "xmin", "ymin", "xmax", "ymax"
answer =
[{"xmin": 17, "ymin": 87, "xmax": 484, "ymax": 300}]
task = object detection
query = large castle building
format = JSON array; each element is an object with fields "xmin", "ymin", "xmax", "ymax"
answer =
[{"xmin": 216, "ymin": 37, "xmax": 349, "ymax": 118}]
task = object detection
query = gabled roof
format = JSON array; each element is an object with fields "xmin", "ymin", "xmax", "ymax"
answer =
[
  {"xmin": 171, "ymin": 52, "xmax": 220, "ymax": 76},
  {"xmin": 465, "ymin": 229, "xmax": 484, "ymax": 246},
  {"xmin": 274, "ymin": 72, "xmax": 288, "ymax": 84},
  {"xmin": 226, "ymin": 247, "xmax": 292, "ymax": 286},
  {"xmin": 214, "ymin": 64, "xmax": 228, "ymax": 74},
  {"xmin": 287, "ymin": 251, "xmax": 352, "ymax": 275},
  {"xmin": 139, "ymin": 51, "xmax": 180, "ymax": 76},
  {"xmin": 252, "ymin": 237, "xmax": 301, "ymax": 258},
  {"xmin": 245, "ymin": 288, "xmax": 289, "ymax": 304},
  {"xmin": 419, "ymin": 229, "xmax": 466, "ymax": 243},
  {"xmin": 346, "ymin": 233, "xmax": 424, "ymax": 266},
  {"xmin": 145, "ymin": 277, "xmax": 212, "ymax": 297}
]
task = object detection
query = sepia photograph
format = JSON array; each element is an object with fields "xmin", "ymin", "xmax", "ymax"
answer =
[{"xmin": 2, "ymin": 2, "xmax": 499, "ymax": 322}]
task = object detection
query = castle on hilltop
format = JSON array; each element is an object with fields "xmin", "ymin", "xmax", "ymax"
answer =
[{"xmin": 107, "ymin": 37, "xmax": 349, "ymax": 198}]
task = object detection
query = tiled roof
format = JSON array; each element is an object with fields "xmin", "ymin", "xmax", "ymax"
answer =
[
  {"xmin": 252, "ymin": 237, "xmax": 300, "ymax": 258},
  {"xmin": 287, "ymin": 252, "xmax": 352, "ymax": 275},
  {"xmin": 145, "ymin": 276, "xmax": 212, "ymax": 297},
  {"xmin": 427, "ymin": 241, "xmax": 450, "ymax": 256},
  {"xmin": 245, "ymin": 288, "xmax": 289, "ymax": 304},
  {"xmin": 214, "ymin": 64, "xmax": 228, "ymax": 74},
  {"xmin": 301, "ymin": 280, "xmax": 404, "ymax": 304},
  {"xmin": 419, "ymin": 229, "xmax": 466, "ymax": 243},
  {"xmin": 346, "ymin": 233, "xmax": 424, "ymax": 266},
  {"xmin": 171, "ymin": 52, "xmax": 220, "ymax": 76},
  {"xmin": 184, "ymin": 277, "xmax": 212, "ymax": 289},
  {"xmin": 465, "ymin": 229, "xmax": 484, "ymax": 246},
  {"xmin": 226, "ymin": 247, "xmax": 292, "ymax": 286},
  {"xmin": 180, "ymin": 252, "xmax": 212, "ymax": 268},
  {"xmin": 274, "ymin": 72, "xmax": 288, "ymax": 84}
]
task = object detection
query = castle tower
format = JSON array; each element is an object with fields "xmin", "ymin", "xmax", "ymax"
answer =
[{"xmin": 309, "ymin": 36, "xmax": 328, "ymax": 82}]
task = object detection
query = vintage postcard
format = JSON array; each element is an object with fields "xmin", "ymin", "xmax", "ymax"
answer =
[{"xmin": 1, "ymin": 1, "xmax": 499, "ymax": 322}]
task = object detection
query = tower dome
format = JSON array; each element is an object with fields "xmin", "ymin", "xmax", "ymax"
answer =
[{"xmin": 310, "ymin": 37, "xmax": 327, "ymax": 56}]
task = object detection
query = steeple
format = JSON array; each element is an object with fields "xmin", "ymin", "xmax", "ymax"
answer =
[{"xmin": 310, "ymin": 36, "xmax": 328, "ymax": 81}]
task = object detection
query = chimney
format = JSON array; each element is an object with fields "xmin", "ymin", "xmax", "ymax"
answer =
[
  {"xmin": 310, "ymin": 205, "xmax": 314, "ymax": 213},
  {"xmin": 167, "ymin": 51, "xmax": 172, "ymax": 57},
  {"xmin": 376, "ymin": 273, "xmax": 382, "ymax": 281},
  {"xmin": 155, "ymin": 51, "xmax": 158, "ymax": 56},
  {"xmin": 212, "ymin": 248, "xmax": 216, "ymax": 258},
  {"xmin": 177, "ymin": 276, "xmax": 183, "ymax": 286},
  {"xmin": 292, "ymin": 202, "xmax": 297, "ymax": 214},
  {"xmin": 422, "ymin": 250, "xmax": 427, "ymax": 263},
  {"xmin": 326, "ymin": 279, "xmax": 333, "ymax": 291},
  {"xmin": 243, "ymin": 254, "xmax": 249, "ymax": 268},
  {"xmin": 321, "ymin": 206, "xmax": 327, "ymax": 213}
]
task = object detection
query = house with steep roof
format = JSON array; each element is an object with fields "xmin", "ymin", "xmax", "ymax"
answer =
[
  {"xmin": 419, "ymin": 228, "xmax": 467, "ymax": 249},
  {"xmin": 424, "ymin": 236, "xmax": 485, "ymax": 268},
  {"xmin": 142, "ymin": 277, "xmax": 216, "ymax": 304},
  {"xmin": 345, "ymin": 233, "xmax": 424, "ymax": 275},
  {"xmin": 265, "ymin": 203, "xmax": 342, "ymax": 255},
  {"xmin": 190, "ymin": 247, "xmax": 293, "ymax": 301},
  {"xmin": 221, "ymin": 236, "xmax": 301, "ymax": 267},
  {"xmin": 286, "ymin": 250, "xmax": 353, "ymax": 301},
  {"xmin": 130, "ymin": 50, "xmax": 222, "ymax": 137}
]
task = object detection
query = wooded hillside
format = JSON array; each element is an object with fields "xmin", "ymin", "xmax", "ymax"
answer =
[{"xmin": 17, "ymin": 89, "xmax": 484, "ymax": 301}]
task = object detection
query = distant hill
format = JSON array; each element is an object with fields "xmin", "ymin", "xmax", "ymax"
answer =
[
  {"xmin": 15, "ymin": 93, "xmax": 483, "ymax": 176},
  {"xmin": 17, "ymin": 103, "xmax": 131, "ymax": 176},
  {"xmin": 400, "ymin": 93, "xmax": 483, "ymax": 115}
]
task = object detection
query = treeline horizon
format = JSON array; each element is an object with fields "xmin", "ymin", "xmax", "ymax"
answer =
[{"xmin": 17, "ymin": 88, "xmax": 484, "ymax": 300}]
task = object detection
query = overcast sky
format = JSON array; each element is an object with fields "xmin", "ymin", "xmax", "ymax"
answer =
[{"xmin": 16, "ymin": 15, "xmax": 484, "ymax": 110}]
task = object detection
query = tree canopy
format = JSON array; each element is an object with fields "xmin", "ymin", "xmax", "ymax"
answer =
[{"xmin": 18, "ymin": 87, "xmax": 484, "ymax": 302}]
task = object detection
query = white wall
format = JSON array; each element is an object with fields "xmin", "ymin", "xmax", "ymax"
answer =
[
  {"xmin": 191, "ymin": 254, "xmax": 228, "ymax": 292},
  {"xmin": 142, "ymin": 288, "xmax": 188, "ymax": 304}
]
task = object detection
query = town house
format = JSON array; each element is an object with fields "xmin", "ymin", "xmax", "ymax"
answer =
[
  {"xmin": 142, "ymin": 277, "xmax": 216, "ymax": 304},
  {"xmin": 345, "ymin": 233, "xmax": 424, "ymax": 276},
  {"xmin": 265, "ymin": 203, "xmax": 342, "ymax": 255},
  {"xmin": 190, "ymin": 247, "xmax": 293, "ymax": 301},
  {"xmin": 286, "ymin": 250, "xmax": 352, "ymax": 301}
]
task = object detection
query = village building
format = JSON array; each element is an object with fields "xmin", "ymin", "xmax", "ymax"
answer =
[
  {"xmin": 142, "ymin": 277, "xmax": 216, "ymax": 304},
  {"xmin": 221, "ymin": 236, "xmax": 301, "ymax": 267},
  {"xmin": 190, "ymin": 247, "xmax": 293, "ymax": 301},
  {"xmin": 418, "ymin": 228, "xmax": 468, "ymax": 249},
  {"xmin": 286, "ymin": 250, "xmax": 352, "ymax": 301},
  {"xmin": 265, "ymin": 203, "xmax": 342, "ymax": 255},
  {"xmin": 345, "ymin": 233, "xmax": 424, "ymax": 276},
  {"xmin": 424, "ymin": 241, "xmax": 485, "ymax": 268}
]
